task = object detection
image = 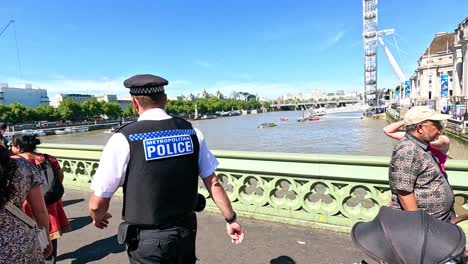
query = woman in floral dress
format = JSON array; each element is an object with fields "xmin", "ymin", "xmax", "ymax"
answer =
[
  {"xmin": 11, "ymin": 134, "xmax": 70, "ymax": 264},
  {"xmin": 0, "ymin": 145, "xmax": 52, "ymax": 263}
]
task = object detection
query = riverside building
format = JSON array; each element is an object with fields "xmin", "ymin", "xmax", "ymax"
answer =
[
  {"xmin": 50, "ymin": 93, "xmax": 94, "ymax": 108},
  {"xmin": 96, "ymin": 94, "xmax": 132, "ymax": 110},
  {"xmin": 411, "ymin": 32, "xmax": 455, "ymax": 108},
  {"xmin": 0, "ymin": 83, "xmax": 49, "ymax": 107},
  {"xmin": 409, "ymin": 17, "xmax": 468, "ymax": 113}
]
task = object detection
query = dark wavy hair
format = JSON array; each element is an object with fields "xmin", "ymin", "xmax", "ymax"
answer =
[
  {"xmin": 12, "ymin": 134, "xmax": 41, "ymax": 153},
  {"xmin": 0, "ymin": 146, "xmax": 18, "ymax": 208}
]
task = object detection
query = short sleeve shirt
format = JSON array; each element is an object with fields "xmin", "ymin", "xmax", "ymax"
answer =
[
  {"xmin": 388, "ymin": 134, "xmax": 454, "ymax": 222},
  {"xmin": 91, "ymin": 108, "xmax": 219, "ymax": 198}
]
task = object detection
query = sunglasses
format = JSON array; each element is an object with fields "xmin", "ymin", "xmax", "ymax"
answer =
[{"xmin": 419, "ymin": 121, "xmax": 444, "ymax": 130}]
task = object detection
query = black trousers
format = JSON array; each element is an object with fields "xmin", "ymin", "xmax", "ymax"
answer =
[{"xmin": 127, "ymin": 217, "xmax": 197, "ymax": 264}]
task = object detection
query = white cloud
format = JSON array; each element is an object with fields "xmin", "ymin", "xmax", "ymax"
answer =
[
  {"xmin": 0, "ymin": 75, "xmax": 128, "ymax": 97},
  {"xmin": 0, "ymin": 75, "xmax": 363, "ymax": 101},
  {"xmin": 320, "ymin": 30, "xmax": 346, "ymax": 51}
]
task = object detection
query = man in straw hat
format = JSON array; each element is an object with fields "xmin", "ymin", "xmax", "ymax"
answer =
[{"xmin": 388, "ymin": 106, "xmax": 454, "ymax": 222}]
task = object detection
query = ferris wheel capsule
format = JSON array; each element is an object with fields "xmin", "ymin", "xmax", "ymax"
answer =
[
  {"xmin": 365, "ymin": 12, "xmax": 376, "ymax": 19},
  {"xmin": 365, "ymin": 50, "xmax": 376, "ymax": 56},
  {"xmin": 364, "ymin": 32, "xmax": 377, "ymax": 38}
]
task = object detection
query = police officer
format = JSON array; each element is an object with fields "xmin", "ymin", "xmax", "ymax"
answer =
[{"xmin": 88, "ymin": 74, "xmax": 244, "ymax": 263}]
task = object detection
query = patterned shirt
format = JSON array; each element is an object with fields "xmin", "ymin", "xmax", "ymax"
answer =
[
  {"xmin": 0, "ymin": 158, "xmax": 44, "ymax": 263},
  {"xmin": 388, "ymin": 133, "xmax": 454, "ymax": 222}
]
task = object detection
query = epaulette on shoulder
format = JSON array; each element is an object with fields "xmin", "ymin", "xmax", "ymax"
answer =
[{"xmin": 114, "ymin": 121, "xmax": 136, "ymax": 133}]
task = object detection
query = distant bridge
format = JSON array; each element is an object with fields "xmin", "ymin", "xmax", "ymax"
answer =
[{"xmin": 271, "ymin": 99, "xmax": 361, "ymax": 110}]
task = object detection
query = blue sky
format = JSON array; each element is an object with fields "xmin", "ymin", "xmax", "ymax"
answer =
[{"xmin": 0, "ymin": 1, "xmax": 467, "ymax": 100}]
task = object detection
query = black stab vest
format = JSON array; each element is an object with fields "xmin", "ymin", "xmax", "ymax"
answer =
[{"xmin": 119, "ymin": 117, "xmax": 200, "ymax": 226}]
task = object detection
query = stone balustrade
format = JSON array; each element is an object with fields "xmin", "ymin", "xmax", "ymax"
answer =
[{"xmin": 37, "ymin": 143, "xmax": 468, "ymax": 233}]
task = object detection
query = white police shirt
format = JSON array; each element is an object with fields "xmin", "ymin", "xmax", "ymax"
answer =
[{"xmin": 91, "ymin": 108, "xmax": 219, "ymax": 198}]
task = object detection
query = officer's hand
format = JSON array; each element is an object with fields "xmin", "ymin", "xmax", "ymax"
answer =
[
  {"xmin": 94, "ymin": 212, "xmax": 112, "ymax": 229},
  {"xmin": 226, "ymin": 220, "xmax": 244, "ymax": 244}
]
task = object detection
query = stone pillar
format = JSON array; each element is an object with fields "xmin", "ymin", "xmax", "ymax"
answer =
[{"xmin": 463, "ymin": 45, "xmax": 468, "ymax": 97}]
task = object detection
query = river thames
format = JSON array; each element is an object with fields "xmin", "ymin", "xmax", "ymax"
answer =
[{"xmin": 41, "ymin": 111, "xmax": 468, "ymax": 159}]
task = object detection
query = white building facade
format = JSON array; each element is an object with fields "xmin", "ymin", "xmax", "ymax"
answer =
[
  {"xmin": 50, "ymin": 93, "xmax": 94, "ymax": 108},
  {"xmin": 96, "ymin": 94, "xmax": 131, "ymax": 110},
  {"xmin": 408, "ymin": 17, "xmax": 468, "ymax": 113},
  {"xmin": 0, "ymin": 83, "xmax": 49, "ymax": 108},
  {"xmin": 411, "ymin": 32, "xmax": 455, "ymax": 109}
]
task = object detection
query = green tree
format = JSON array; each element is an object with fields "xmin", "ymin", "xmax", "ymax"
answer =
[
  {"xmin": 196, "ymin": 100, "xmax": 208, "ymax": 114},
  {"xmin": 0, "ymin": 105, "xmax": 13, "ymax": 124},
  {"xmin": 82, "ymin": 98, "xmax": 103, "ymax": 120},
  {"xmin": 57, "ymin": 98, "xmax": 83, "ymax": 121},
  {"xmin": 34, "ymin": 104, "xmax": 58, "ymax": 121},
  {"xmin": 102, "ymin": 102, "xmax": 122, "ymax": 119},
  {"xmin": 9, "ymin": 103, "xmax": 31, "ymax": 124},
  {"xmin": 122, "ymin": 104, "xmax": 136, "ymax": 118}
]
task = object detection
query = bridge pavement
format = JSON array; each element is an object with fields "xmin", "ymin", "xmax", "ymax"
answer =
[{"xmin": 56, "ymin": 189, "xmax": 367, "ymax": 264}]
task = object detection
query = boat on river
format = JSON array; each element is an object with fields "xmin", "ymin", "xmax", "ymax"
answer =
[
  {"xmin": 310, "ymin": 108, "xmax": 326, "ymax": 116},
  {"xmin": 200, "ymin": 114, "xmax": 218, "ymax": 120},
  {"xmin": 74, "ymin": 126, "xmax": 89, "ymax": 133},
  {"xmin": 54, "ymin": 130, "xmax": 68, "ymax": 135},
  {"xmin": 257, "ymin": 122, "xmax": 277, "ymax": 128}
]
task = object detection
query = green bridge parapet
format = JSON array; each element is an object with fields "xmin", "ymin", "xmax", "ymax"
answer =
[{"xmin": 37, "ymin": 143, "xmax": 468, "ymax": 233}]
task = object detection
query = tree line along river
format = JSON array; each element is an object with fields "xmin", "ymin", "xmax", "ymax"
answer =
[{"xmin": 40, "ymin": 111, "xmax": 468, "ymax": 160}]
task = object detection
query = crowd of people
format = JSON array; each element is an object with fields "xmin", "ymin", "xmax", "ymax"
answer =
[{"xmin": 0, "ymin": 73, "xmax": 466, "ymax": 263}]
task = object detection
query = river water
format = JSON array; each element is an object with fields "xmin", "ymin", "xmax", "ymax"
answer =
[{"xmin": 40, "ymin": 111, "xmax": 468, "ymax": 159}]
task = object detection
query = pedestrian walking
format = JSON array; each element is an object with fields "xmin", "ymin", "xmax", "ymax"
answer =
[
  {"xmin": 89, "ymin": 74, "xmax": 244, "ymax": 263},
  {"xmin": 0, "ymin": 145, "xmax": 52, "ymax": 263},
  {"xmin": 11, "ymin": 134, "xmax": 70, "ymax": 264}
]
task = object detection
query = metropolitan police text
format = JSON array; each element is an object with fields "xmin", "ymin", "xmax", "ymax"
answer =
[{"xmin": 145, "ymin": 136, "xmax": 193, "ymax": 159}]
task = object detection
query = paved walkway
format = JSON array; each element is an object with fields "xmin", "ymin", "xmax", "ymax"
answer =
[{"xmin": 56, "ymin": 190, "xmax": 367, "ymax": 264}]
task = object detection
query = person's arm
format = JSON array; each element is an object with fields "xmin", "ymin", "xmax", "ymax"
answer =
[
  {"xmin": 202, "ymin": 173, "xmax": 244, "ymax": 244},
  {"xmin": 88, "ymin": 133, "xmax": 129, "ymax": 229},
  {"xmin": 27, "ymin": 186, "xmax": 53, "ymax": 258},
  {"xmin": 429, "ymin": 135, "xmax": 450, "ymax": 155},
  {"xmin": 396, "ymin": 191, "xmax": 418, "ymax": 211},
  {"xmin": 383, "ymin": 120, "xmax": 406, "ymax": 140},
  {"xmin": 88, "ymin": 194, "xmax": 112, "ymax": 229}
]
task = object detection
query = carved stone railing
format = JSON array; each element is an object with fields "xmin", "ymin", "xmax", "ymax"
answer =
[{"xmin": 36, "ymin": 143, "xmax": 468, "ymax": 233}]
